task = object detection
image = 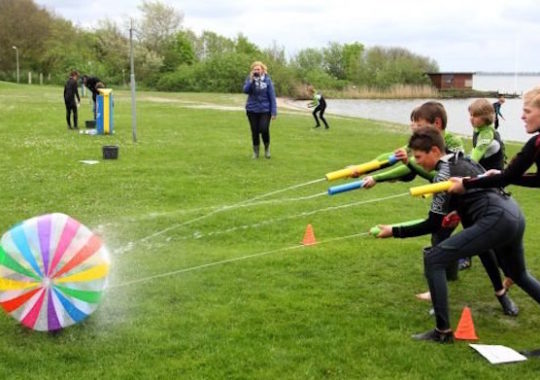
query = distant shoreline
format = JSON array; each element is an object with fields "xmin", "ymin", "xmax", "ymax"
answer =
[{"xmin": 475, "ymin": 72, "xmax": 540, "ymax": 76}]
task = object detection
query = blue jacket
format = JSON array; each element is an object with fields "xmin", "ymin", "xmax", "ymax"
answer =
[{"xmin": 243, "ymin": 74, "xmax": 277, "ymax": 116}]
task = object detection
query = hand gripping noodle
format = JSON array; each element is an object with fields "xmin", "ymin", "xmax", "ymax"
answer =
[{"xmin": 369, "ymin": 219, "xmax": 425, "ymax": 236}]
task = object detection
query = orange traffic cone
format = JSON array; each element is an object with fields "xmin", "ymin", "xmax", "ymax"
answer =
[
  {"xmin": 302, "ymin": 224, "xmax": 317, "ymax": 246},
  {"xmin": 454, "ymin": 306, "xmax": 478, "ymax": 340}
]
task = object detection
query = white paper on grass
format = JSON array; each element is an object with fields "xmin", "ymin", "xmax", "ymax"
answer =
[
  {"xmin": 80, "ymin": 160, "xmax": 100, "ymax": 165},
  {"xmin": 469, "ymin": 344, "xmax": 527, "ymax": 364}
]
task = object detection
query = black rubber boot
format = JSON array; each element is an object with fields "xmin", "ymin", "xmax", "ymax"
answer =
[
  {"xmin": 252, "ymin": 145, "xmax": 259, "ymax": 159},
  {"xmin": 497, "ymin": 290, "xmax": 519, "ymax": 316}
]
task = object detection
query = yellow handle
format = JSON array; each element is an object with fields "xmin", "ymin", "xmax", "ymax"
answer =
[
  {"xmin": 325, "ymin": 160, "xmax": 381, "ymax": 181},
  {"xmin": 409, "ymin": 181, "xmax": 452, "ymax": 197}
]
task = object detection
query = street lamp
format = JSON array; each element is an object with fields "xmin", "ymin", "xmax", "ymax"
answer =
[{"xmin": 12, "ymin": 46, "xmax": 19, "ymax": 83}]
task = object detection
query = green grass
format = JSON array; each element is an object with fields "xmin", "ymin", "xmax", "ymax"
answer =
[{"xmin": 0, "ymin": 81, "xmax": 539, "ymax": 379}]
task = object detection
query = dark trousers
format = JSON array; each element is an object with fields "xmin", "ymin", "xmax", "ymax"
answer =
[
  {"xmin": 431, "ymin": 228, "xmax": 458, "ymax": 281},
  {"xmin": 431, "ymin": 227, "xmax": 504, "ymax": 287},
  {"xmin": 312, "ymin": 105, "xmax": 329, "ymax": 128},
  {"xmin": 247, "ymin": 111, "xmax": 271, "ymax": 147},
  {"xmin": 65, "ymin": 103, "xmax": 78, "ymax": 128},
  {"xmin": 424, "ymin": 196, "xmax": 540, "ymax": 330}
]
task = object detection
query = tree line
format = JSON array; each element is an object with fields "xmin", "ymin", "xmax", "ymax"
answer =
[{"xmin": 0, "ymin": 0, "xmax": 439, "ymax": 97}]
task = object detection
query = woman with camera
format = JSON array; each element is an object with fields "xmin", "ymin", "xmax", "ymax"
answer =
[{"xmin": 243, "ymin": 61, "xmax": 277, "ymax": 159}]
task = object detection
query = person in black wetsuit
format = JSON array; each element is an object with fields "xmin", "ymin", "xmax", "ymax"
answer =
[
  {"xmin": 457, "ymin": 98, "xmax": 507, "ymax": 270},
  {"xmin": 307, "ymin": 85, "xmax": 329, "ymax": 129},
  {"xmin": 82, "ymin": 75, "xmax": 103, "ymax": 120},
  {"xmin": 375, "ymin": 126, "xmax": 540, "ymax": 343},
  {"xmin": 452, "ymin": 87, "xmax": 540, "ymax": 192},
  {"xmin": 451, "ymin": 86, "xmax": 540, "ymax": 290},
  {"xmin": 492, "ymin": 95, "xmax": 506, "ymax": 130},
  {"xmin": 364, "ymin": 103, "xmax": 512, "ymax": 310},
  {"xmin": 63, "ymin": 70, "xmax": 80, "ymax": 129}
]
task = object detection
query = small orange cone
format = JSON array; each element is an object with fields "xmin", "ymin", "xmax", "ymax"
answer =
[
  {"xmin": 302, "ymin": 224, "xmax": 317, "ymax": 246},
  {"xmin": 454, "ymin": 306, "xmax": 478, "ymax": 340}
]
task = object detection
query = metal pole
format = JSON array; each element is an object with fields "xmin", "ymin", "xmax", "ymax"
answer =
[
  {"xmin": 12, "ymin": 46, "xmax": 19, "ymax": 83},
  {"xmin": 130, "ymin": 18, "xmax": 137, "ymax": 143}
]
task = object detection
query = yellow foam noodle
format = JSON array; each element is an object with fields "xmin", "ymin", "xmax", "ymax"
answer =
[
  {"xmin": 325, "ymin": 160, "xmax": 381, "ymax": 181},
  {"xmin": 0, "ymin": 278, "xmax": 39, "ymax": 291},
  {"xmin": 410, "ymin": 181, "xmax": 452, "ymax": 197},
  {"xmin": 55, "ymin": 264, "xmax": 110, "ymax": 284}
]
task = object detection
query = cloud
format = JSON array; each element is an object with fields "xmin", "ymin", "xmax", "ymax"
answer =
[{"xmin": 34, "ymin": 0, "xmax": 540, "ymax": 72}]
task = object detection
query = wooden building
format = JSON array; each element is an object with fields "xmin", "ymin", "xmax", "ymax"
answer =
[{"xmin": 426, "ymin": 72, "xmax": 474, "ymax": 90}]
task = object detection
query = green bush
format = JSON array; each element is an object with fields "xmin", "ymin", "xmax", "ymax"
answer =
[{"xmin": 156, "ymin": 65, "xmax": 198, "ymax": 91}]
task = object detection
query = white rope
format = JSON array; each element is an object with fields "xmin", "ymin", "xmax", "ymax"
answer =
[
  {"xmin": 109, "ymin": 231, "xmax": 371, "ymax": 289},
  {"xmin": 114, "ymin": 191, "xmax": 408, "ymax": 253}
]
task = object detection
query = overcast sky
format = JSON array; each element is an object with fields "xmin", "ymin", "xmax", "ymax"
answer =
[{"xmin": 35, "ymin": 0, "xmax": 540, "ymax": 72}]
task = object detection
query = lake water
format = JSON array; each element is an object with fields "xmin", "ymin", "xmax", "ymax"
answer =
[{"xmin": 293, "ymin": 75, "xmax": 540, "ymax": 143}]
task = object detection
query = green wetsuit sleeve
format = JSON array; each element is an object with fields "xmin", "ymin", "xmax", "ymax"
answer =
[
  {"xmin": 444, "ymin": 132, "xmax": 465, "ymax": 153},
  {"xmin": 470, "ymin": 128, "xmax": 494, "ymax": 162},
  {"xmin": 374, "ymin": 145, "xmax": 407, "ymax": 162},
  {"xmin": 372, "ymin": 163, "xmax": 412, "ymax": 182},
  {"xmin": 371, "ymin": 154, "xmax": 435, "ymax": 182},
  {"xmin": 374, "ymin": 151, "xmax": 396, "ymax": 162},
  {"xmin": 308, "ymin": 94, "xmax": 319, "ymax": 107}
]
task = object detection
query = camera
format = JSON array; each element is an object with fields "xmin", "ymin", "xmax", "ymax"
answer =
[{"xmin": 253, "ymin": 72, "xmax": 260, "ymax": 78}]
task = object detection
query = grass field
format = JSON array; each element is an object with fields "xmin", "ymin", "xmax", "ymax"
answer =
[{"xmin": 0, "ymin": 81, "xmax": 539, "ymax": 379}]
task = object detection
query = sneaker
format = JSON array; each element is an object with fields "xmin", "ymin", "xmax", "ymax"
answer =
[
  {"xmin": 458, "ymin": 258, "xmax": 471, "ymax": 270},
  {"xmin": 412, "ymin": 329, "xmax": 454, "ymax": 343},
  {"xmin": 497, "ymin": 291, "xmax": 519, "ymax": 316}
]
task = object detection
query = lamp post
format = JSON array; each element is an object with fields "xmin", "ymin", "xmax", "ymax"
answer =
[{"xmin": 12, "ymin": 46, "xmax": 19, "ymax": 83}]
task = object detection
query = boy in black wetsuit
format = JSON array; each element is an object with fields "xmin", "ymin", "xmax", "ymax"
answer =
[
  {"xmin": 469, "ymin": 98, "xmax": 505, "ymax": 171},
  {"xmin": 307, "ymin": 86, "xmax": 329, "ymax": 129},
  {"xmin": 453, "ymin": 87, "xmax": 540, "ymax": 191},
  {"xmin": 452, "ymin": 87, "xmax": 540, "ymax": 289},
  {"xmin": 363, "ymin": 103, "xmax": 510, "ymax": 305},
  {"xmin": 375, "ymin": 127, "xmax": 540, "ymax": 343},
  {"xmin": 82, "ymin": 75, "xmax": 103, "ymax": 120},
  {"xmin": 63, "ymin": 70, "xmax": 80, "ymax": 129},
  {"xmin": 457, "ymin": 98, "xmax": 507, "ymax": 270},
  {"xmin": 492, "ymin": 95, "xmax": 505, "ymax": 129}
]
